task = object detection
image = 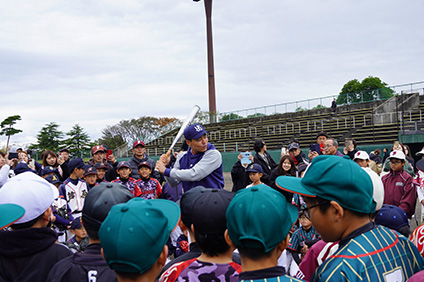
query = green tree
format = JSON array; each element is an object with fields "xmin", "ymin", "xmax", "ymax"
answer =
[
  {"xmin": 0, "ymin": 115, "xmax": 22, "ymax": 151},
  {"xmin": 99, "ymin": 116, "xmax": 180, "ymax": 149},
  {"xmin": 29, "ymin": 122, "xmax": 63, "ymax": 153},
  {"xmin": 312, "ymin": 104, "xmax": 326, "ymax": 110},
  {"xmin": 336, "ymin": 76, "xmax": 394, "ymax": 104},
  {"xmin": 63, "ymin": 124, "xmax": 92, "ymax": 158},
  {"xmin": 220, "ymin": 113, "xmax": 243, "ymax": 121}
]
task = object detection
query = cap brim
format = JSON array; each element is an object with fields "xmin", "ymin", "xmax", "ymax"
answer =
[
  {"xmin": 275, "ymin": 175, "xmax": 317, "ymax": 198},
  {"xmin": 149, "ymin": 199, "xmax": 181, "ymax": 233},
  {"xmin": 0, "ymin": 204, "xmax": 25, "ymax": 229}
]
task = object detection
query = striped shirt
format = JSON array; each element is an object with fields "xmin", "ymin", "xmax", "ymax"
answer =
[{"xmin": 312, "ymin": 225, "xmax": 424, "ymax": 281}]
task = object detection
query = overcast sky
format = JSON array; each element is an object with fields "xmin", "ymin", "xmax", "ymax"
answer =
[{"xmin": 1, "ymin": 0, "xmax": 423, "ymax": 147}]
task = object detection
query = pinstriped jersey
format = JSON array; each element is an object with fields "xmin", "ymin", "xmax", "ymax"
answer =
[
  {"xmin": 288, "ymin": 226, "xmax": 320, "ymax": 252},
  {"xmin": 240, "ymin": 276, "xmax": 305, "ymax": 282},
  {"xmin": 311, "ymin": 226, "xmax": 424, "ymax": 282}
]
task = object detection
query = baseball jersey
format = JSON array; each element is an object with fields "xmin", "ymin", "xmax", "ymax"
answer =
[
  {"xmin": 410, "ymin": 225, "xmax": 424, "ymax": 258},
  {"xmin": 311, "ymin": 225, "xmax": 424, "ymax": 282},
  {"xmin": 59, "ymin": 178, "xmax": 89, "ymax": 213},
  {"xmin": 159, "ymin": 258, "xmax": 241, "ymax": 282},
  {"xmin": 135, "ymin": 177, "xmax": 162, "ymax": 199},
  {"xmin": 240, "ymin": 276, "xmax": 304, "ymax": 282},
  {"xmin": 112, "ymin": 177, "xmax": 142, "ymax": 197},
  {"xmin": 288, "ymin": 226, "xmax": 320, "ymax": 252}
]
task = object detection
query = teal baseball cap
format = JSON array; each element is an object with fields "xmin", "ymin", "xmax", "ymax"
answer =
[
  {"xmin": 99, "ymin": 198, "xmax": 180, "ymax": 274},
  {"xmin": 226, "ymin": 184, "xmax": 298, "ymax": 253},
  {"xmin": 276, "ymin": 155, "xmax": 376, "ymax": 214}
]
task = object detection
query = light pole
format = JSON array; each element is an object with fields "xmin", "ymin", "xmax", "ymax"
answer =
[{"xmin": 194, "ymin": 0, "xmax": 217, "ymax": 122}]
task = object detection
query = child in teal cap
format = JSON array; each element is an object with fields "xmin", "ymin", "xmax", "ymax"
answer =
[
  {"xmin": 225, "ymin": 184, "xmax": 304, "ymax": 281},
  {"xmin": 276, "ymin": 155, "xmax": 424, "ymax": 282},
  {"xmin": 99, "ymin": 198, "xmax": 180, "ymax": 282}
]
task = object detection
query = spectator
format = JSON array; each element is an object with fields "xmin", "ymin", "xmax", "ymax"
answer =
[
  {"xmin": 230, "ymin": 150, "xmax": 253, "ymax": 192},
  {"xmin": 94, "ymin": 162, "xmax": 109, "ymax": 183},
  {"xmin": 83, "ymin": 166, "xmax": 98, "ymax": 190},
  {"xmin": 308, "ymin": 131, "xmax": 328, "ymax": 161},
  {"xmin": 135, "ymin": 162, "xmax": 162, "ymax": 199},
  {"xmin": 381, "ymin": 151, "xmax": 417, "ymax": 219},
  {"xmin": 287, "ymin": 142, "xmax": 309, "ymax": 167},
  {"xmin": 343, "ymin": 138, "xmax": 358, "ymax": 160},
  {"xmin": 112, "ymin": 161, "xmax": 142, "ymax": 197},
  {"xmin": 322, "ymin": 138, "xmax": 343, "ymax": 156},
  {"xmin": 275, "ymin": 155, "xmax": 424, "ymax": 281},
  {"xmin": 159, "ymin": 189, "xmax": 240, "ymax": 282},
  {"xmin": 59, "ymin": 158, "xmax": 89, "ymax": 219},
  {"xmin": 404, "ymin": 144, "xmax": 415, "ymax": 168},
  {"xmin": 269, "ymin": 155, "xmax": 297, "ymax": 202},
  {"xmin": 0, "ymin": 151, "xmax": 12, "ymax": 188},
  {"xmin": 88, "ymin": 145, "xmax": 117, "ymax": 182},
  {"xmin": 0, "ymin": 172, "xmax": 72, "ymax": 281},
  {"xmin": 41, "ymin": 150, "xmax": 69, "ymax": 181},
  {"xmin": 128, "ymin": 140, "xmax": 160, "ymax": 181},
  {"xmin": 225, "ymin": 184, "xmax": 301, "ymax": 281},
  {"xmin": 331, "ymin": 98, "xmax": 337, "ymax": 114},
  {"xmin": 253, "ymin": 139, "xmax": 277, "ymax": 186},
  {"xmin": 245, "ymin": 163, "xmax": 264, "ymax": 188},
  {"xmin": 47, "ymin": 182, "xmax": 133, "ymax": 281},
  {"xmin": 156, "ymin": 124, "xmax": 225, "ymax": 192},
  {"xmin": 99, "ymin": 198, "xmax": 180, "ymax": 282}
]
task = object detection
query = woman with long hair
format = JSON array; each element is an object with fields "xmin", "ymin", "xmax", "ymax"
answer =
[{"xmin": 269, "ymin": 155, "xmax": 297, "ymax": 202}]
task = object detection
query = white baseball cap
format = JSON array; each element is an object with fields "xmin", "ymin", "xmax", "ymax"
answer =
[
  {"xmin": 362, "ymin": 167, "xmax": 384, "ymax": 211},
  {"xmin": 0, "ymin": 172, "xmax": 59, "ymax": 224},
  {"xmin": 388, "ymin": 150, "xmax": 406, "ymax": 161},
  {"xmin": 353, "ymin": 150, "xmax": 369, "ymax": 161},
  {"xmin": 416, "ymin": 146, "xmax": 424, "ymax": 156}
]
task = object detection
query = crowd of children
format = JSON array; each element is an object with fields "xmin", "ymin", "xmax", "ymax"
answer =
[{"xmin": 2, "ymin": 128, "xmax": 424, "ymax": 281}]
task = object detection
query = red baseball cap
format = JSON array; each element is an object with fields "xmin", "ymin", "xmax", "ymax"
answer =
[
  {"xmin": 91, "ymin": 145, "xmax": 105, "ymax": 155},
  {"xmin": 133, "ymin": 140, "xmax": 145, "ymax": 149}
]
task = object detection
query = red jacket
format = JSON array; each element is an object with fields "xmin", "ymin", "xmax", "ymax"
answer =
[{"xmin": 382, "ymin": 169, "xmax": 417, "ymax": 218}]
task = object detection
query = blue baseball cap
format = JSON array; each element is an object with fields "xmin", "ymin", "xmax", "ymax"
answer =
[
  {"xmin": 41, "ymin": 166, "xmax": 59, "ymax": 176},
  {"xmin": 44, "ymin": 174, "xmax": 61, "ymax": 185},
  {"xmin": 184, "ymin": 124, "xmax": 208, "ymax": 140},
  {"xmin": 68, "ymin": 158, "xmax": 85, "ymax": 173},
  {"xmin": 14, "ymin": 162, "xmax": 34, "ymax": 175},
  {"xmin": 245, "ymin": 163, "xmax": 263, "ymax": 173}
]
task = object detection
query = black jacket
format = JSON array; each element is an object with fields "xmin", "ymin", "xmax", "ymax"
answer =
[
  {"xmin": 47, "ymin": 243, "xmax": 117, "ymax": 282},
  {"xmin": 230, "ymin": 161, "xmax": 252, "ymax": 192},
  {"xmin": 0, "ymin": 227, "xmax": 72, "ymax": 282},
  {"xmin": 128, "ymin": 154, "xmax": 161, "ymax": 181},
  {"xmin": 253, "ymin": 151, "xmax": 277, "ymax": 186}
]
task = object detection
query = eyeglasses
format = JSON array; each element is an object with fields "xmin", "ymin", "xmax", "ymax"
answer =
[
  {"xmin": 389, "ymin": 160, "xmax": 402, "ymax": 164},
  {"xmin": 301, "ymin": 202, "xmax": 329, "ymax": 218}
]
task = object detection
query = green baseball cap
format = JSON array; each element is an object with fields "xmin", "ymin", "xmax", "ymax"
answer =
[
  {"xmin": 99, "ymin": 198, "xmax": 180, "ymax": 274},
  {"xmin": 226, "ymin": 184, "xmax": 298, "ymax": 253},
  {"xmin": 276, "ymin": 155, "xmax": 376, "ymax": 214}
]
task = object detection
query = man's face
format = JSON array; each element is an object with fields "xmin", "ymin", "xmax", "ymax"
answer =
[
  {"xmin": 289, "ymin": 148, "xmax": 300, "ymax": 158},
  {"xmin": 132, "ymin": 145, "xmax": 146, "ymax": 158},
  {"xmin": 317, "ymin": 136, "xmax": 327, "ymax": 144},
  {"xmin": 187, "ymin": 134, "xmax": 208, "ymax": 154},
  {"xmin": 323, "ymin": 140, "xmax": 337, "ymax": 155},
  {"xmin": 61, "ymin": 152, "xmax": 69, "ymax": 161},
  {"xmin": 93, "ymin": 151, "xmax": 105, "ymax": 163},
  {"xmin": 96, "ymin": 168, "xmax": 106, "ymax": 180},
  {"xmin": 84, "ymin": 174, "xmax": 97, "ymax": 185},
  {"xmin": 389, "ymin": 158, "xmax": 405, "ymax": 172},
  {"xmin": 138, "ymin": 166, "xmax": 151, "ymax": 179},
  {"xmin": 118, "ymin": 167, "xmax": 131, "ymax": 179},
  {"xmin": 304, "ymin": 199, "xmax": 337, "ymax": 242}
]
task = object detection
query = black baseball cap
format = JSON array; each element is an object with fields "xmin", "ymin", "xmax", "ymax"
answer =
[
  {"xmin": 82, "ymin": 182, "xmax": 133, "ymax": 230},
  {"xmin": 191, "ymin": 189, "xmax": 234, "ymax": 234},
  {"xmin": 180, "ymin": 186, "xmax": 208, "ymax": 229}
]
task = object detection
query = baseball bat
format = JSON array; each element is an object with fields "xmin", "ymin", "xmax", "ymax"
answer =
[{"xmin": 166, "ymin": 105, "xmax": 201, "ymax": 156}]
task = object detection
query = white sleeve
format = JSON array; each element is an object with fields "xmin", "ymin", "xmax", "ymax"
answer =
[{"xmin": 169, "ymin": 149, "xmax": 222, "ymax": 182}]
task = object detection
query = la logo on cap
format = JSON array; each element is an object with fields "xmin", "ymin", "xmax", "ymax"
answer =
[{"xmin": 194, "ymin": 125, "xmax": 203, "ymax": 132}]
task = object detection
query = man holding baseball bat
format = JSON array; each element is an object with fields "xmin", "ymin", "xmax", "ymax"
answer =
[{"xmin": 155, "ymin": 124, "xmax": 224, "ymax": 192}]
